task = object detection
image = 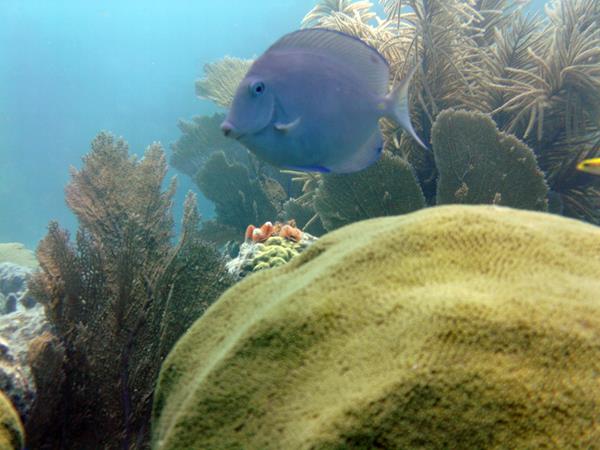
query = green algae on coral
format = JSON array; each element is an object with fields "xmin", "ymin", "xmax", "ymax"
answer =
[
  {"xmin": 153, "ymin": 205, "xmax": 600, "ymax": 449},
  {"xmin": 432, "ymin": 109, "xmax": 549, "ymax": 210}
]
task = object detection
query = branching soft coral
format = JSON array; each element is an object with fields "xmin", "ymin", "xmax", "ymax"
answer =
[
  {"xmin": 195, "ymin": 56, "xmax": 253, "ymax": 108},
  {"xmin": 490, "ymin": 0, "xmax": 600, "ymax": 143},
  {"xmin": 28, "ymin": 132, "xmax": 233, "ymax": 449}
]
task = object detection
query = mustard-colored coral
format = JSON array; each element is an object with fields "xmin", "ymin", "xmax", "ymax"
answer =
[
  {"xmin": 247, "ymin": 237, "xmax": 301, "ymax": 273},
  {"xmin": 153, "ymin": 205, "xmax": 600, "ymax": 449},
  {"xmin": 0, "ymin": 391, "xmax": 24, "ymax": 450}
]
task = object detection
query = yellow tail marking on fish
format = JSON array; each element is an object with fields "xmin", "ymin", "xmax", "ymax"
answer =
[{"xmin": 576, "ymin": 157, "xmax": 600, "ymax": 176}]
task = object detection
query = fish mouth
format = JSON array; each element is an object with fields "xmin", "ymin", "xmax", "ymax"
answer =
[{"xmin": 220, "ymin": 120, "xmax": 245, "ymax": 140}]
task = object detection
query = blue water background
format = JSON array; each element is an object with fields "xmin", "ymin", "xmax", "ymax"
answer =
[{"xmin": 1, "ymin": 0, "xmax": 546, "ymax": 249}]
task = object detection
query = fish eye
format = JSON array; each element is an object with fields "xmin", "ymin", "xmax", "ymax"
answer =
[{"xmin": 250, "ymin": 81, "xmax": 265, "ymax": 97}]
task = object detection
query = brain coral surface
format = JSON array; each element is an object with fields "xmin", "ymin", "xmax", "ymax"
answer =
[{"xmin": 152, "ymin": 205, "xmax": 600, "ymax": 449}]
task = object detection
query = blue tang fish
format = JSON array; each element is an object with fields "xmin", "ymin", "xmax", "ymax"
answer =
[{"xmin": 220, "ymin": 28, "xmax": 426, "ymax": 173}]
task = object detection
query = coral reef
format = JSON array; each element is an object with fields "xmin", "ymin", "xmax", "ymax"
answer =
[
  {"xmin": 226, "ymin": 221, "xmax": 317, "ymax": 280},
  {"xmin": 307, "ymin": 0, "xmax": 599, "ymax": 228},
  {"xmin": 153, "ymin": 205, "xmax": 600, "ymax": 449},
  {"xmin": 280, "ymin": 197, "xmax": 326, "ymax": 236},
  {"xmin": 0, "ymin": 261, "xmax": 49, "ymax": 423},
  {"xmin": 0, "ymin": 305, "xmax": 50, "ymax": 423},
  {"xmin": 432, "ymin": 109, "xmax": 548, "ymax": 210},
  {"xmin": 0, "ymin": 335, "xmax": 34, "ymax": 425},
  {"xmin": 170, "ymin": 114, "xmax": 300, "ymax": 247},
  {"xmin": 27, "ymin": 132, "xmax": 233, "ymax": 449},
  {"xmin": 0, "ymin": 391, "xmax": 24, "ymax": 450},
  {"xmin": 244, "ymin": 220, "xmax": 304, "ymax": 243},
  {"xmin": 176, "ymin": 0, "xmax": 600, "ymax": 238}
]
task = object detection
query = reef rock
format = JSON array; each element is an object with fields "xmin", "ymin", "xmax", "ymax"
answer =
[
  {"xmin": 0, "ymin": 262, "xmax": 50, "ymax": 421},
  {"xmin": 0, "ymin": 243, "xmax": 38, "ymax": 269},
  {"xmin": 0, "ymin": 263, "xmax": 38, "ymax": 312},
  {"xmin": 0, "ymin": 305, "xmax": 50, "ymax": 422},
  {"xmin": 153, "ymin": 205, "xmax": 600, "ymax": 449}
]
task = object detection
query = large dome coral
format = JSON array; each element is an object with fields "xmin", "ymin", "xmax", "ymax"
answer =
[
  {"xmin": 0, "ymin": 391, "xmax": 24, "ymax": 450},
  {"xmin": 152, "ymin": 205, "xmax": 600, "ymax": 449}
]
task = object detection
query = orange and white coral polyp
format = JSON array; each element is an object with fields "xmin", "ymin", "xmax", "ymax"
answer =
[
  {"xmin": 279, "ymin": 224, "xmax": 302, "ymax": 242},
  {"xmin": 245, "ymin": 221, "xmax": 274, "ymax": 243},
  {"xmin": 244, "ymin": 221, "xmax": 303, "ymax": 243}
]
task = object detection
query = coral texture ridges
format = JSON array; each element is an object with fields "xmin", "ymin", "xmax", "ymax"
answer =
[{"xmin": 153, "ymin": 205, "xmax": 600, "ymax": 449}]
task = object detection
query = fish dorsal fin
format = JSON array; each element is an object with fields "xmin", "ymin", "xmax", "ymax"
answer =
[{"xmin": 268, "ymin": 28, "xmax": 390, "ymax": 95}]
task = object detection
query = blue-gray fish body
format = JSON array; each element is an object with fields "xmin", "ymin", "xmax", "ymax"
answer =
[{"xmin": 221, "ymin": 28, "xmax": 425, "ymax": 173}]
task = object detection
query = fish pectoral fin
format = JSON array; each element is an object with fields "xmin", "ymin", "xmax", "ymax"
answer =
[{"xmin": 274, "ymin": 117, "xmax": 301, "ymax": 133}]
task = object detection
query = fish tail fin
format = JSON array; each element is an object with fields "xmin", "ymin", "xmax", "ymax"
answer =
[{"xmin": 387, "ymin": 65, "xmax": 428, "ymax": 150}]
